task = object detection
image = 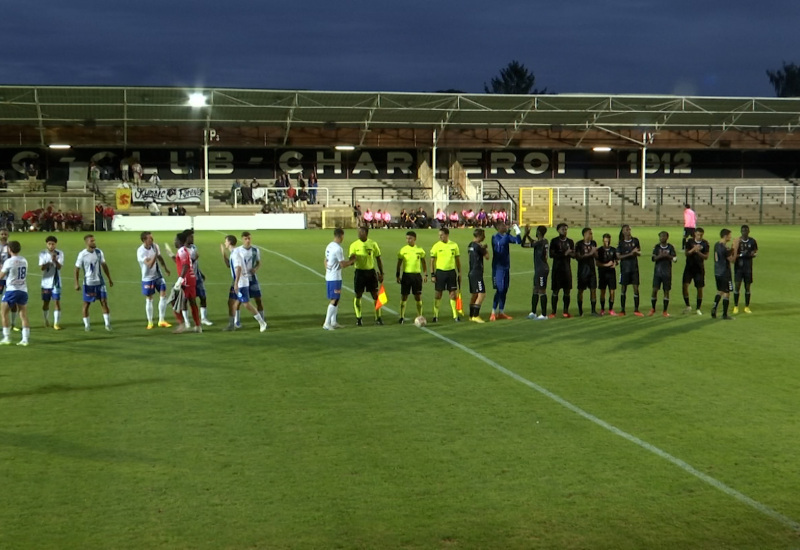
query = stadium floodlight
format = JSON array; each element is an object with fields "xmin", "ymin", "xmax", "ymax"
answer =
[
  {"xmin": 188, "ymin": 93, "xmax": 208, "ymax": 108},
  {"xmin": 334, "ymin": 145, "xmax": 355, "ymax": 151},
  {"xmin": 592, "ymin": 146, "xmax": 612, "ymax": 152},
  {"xmin": 48, "ymin": 144, "xmax": 71, "ymax": 149}
]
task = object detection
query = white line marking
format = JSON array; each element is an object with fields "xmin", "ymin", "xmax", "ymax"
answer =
[{"xmin": 263, "ymin": 245, "xmax": 800, "ymax": 532}]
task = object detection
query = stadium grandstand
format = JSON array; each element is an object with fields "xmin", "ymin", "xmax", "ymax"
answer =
[{"xmin": 1, "ymin": 85, "xmax": 800, "ymax": 231}]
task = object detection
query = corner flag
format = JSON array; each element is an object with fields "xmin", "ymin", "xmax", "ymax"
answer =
[{"xmin": 375, "ymin": 284, "xmax": 388, "ymax": 310}]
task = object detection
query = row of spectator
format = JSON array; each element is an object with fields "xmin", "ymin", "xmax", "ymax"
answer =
[{"xmin": 353, "ymin": 205, "xmax": 510, "ymax": 229}]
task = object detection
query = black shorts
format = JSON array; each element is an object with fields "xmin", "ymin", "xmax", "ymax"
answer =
[
  {"xmin": 400, "ymin": 273, "xmax": 423, "ymax": 296},
  {"xmin": 354, "ymin": 269, "xmax": 379, "ymax": 295},
  {"xmin": 551, "ymin": 269, "xmax": 572, "ymax": 292},
  {"xmin": 682, "ymin": 268, "xmax": 705, "ymax": 288},
  {"xmin": 619, "ymin": 269, "xmax": 639, "ymax": 287},
  {"xmin": 434, "ymin": 269, "xmax": 458, "ymax": 292},
  {"xmin": 734, "ymin": 266, "xmax": 753, "ymax": 285},
  {"xmin": 715, "ymin": 275, "xmax": 733, "ymax": 292},
  {"xmin": 534, "ymin": 270, "xmax": 549, "ymax": 291},
  {"xmin": 577, "ymin": 271, "xmax": 597, "ymax": 291},
  {"xmin": 653, "ymin": 273, "xmax": 672, "ymax": 291},
  {"xmin": 468, "ymin": 273, "xmax": 485, "ymax": 294},
  {"xmin": 598, "ymin": 269, "xmax": 616, "ymax": 291}
]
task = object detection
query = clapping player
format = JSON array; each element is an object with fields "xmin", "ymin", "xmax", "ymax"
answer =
[
  {"xmin": 549, "ymin": 223, "xmax": 574, "ymax": 318},
  {"xmin": 596, "ymin": 233, "xmax": 618, "ymax": 316},
  {"xmin": 522, "ymin": 225, "xmax": 549, "ymax": 319},
  {"xmin": 681, "ymin": 227, "xmax": 709, "ymax": 315},
  {"xmin": 733, "ymin": 225, "xmax": 758, "ymax": 314},
  {"xmin": 74, "ymin": 234, "xmax": 113, "ymax": 331},
  {"xmin": 39, "ymin": 235, "xmax": 65, "ymax": 329},
  {"xmin": 574, "ymin": 227, "xmax": 599, "ymax": 316},
  {"xmin": 467, "ymin": 228, "xmax": 490, "ymax": 322},
  {"xmin": 711, "ymin": 229, "xmax": 735, "ymax": 320},
  {"xmin": 617, "ymin": 224, "xmax": 643, "ymax": 316},
  {"xmin": 648, "ymin": 231, "xmax": 677, "ymax": 317}
]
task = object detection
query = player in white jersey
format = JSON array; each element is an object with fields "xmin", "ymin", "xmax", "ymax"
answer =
[
  {"xmin": 0, "ymin": 228, "xmax": 20, "ymax": 331},
  {"xmin": 238, "ymin": 231, "xmax": 265, "ymax": 327},
  {"xmin": 74, "ymin": 234, "xmax": 114, "ymax": 331},
  {"xmin": 137, "ymin": 231, "xmax": 172, "ymax": 329},
  {"xmin": 323, "ymin": 228, "xmax": 353, "ymax": 330},
  {"xmin": 39, "ymin": 235, "xmax": 65, "ymax": 329},
  {"xmin": 220, "ymin": 234, "xmax": 267, "ymax": 332},
  {"xmin": 1, "ymin": 240, "xmax": 31, "ymax": 345}
]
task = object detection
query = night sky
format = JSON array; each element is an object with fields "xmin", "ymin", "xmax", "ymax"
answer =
[{"xmin": 3, "ymin": 0, "xmax": 799, "ymax": 97}]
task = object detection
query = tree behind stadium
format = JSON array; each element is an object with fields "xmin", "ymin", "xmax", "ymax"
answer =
[
  {"xmin": 484, "ymin": 60, "xmax": 546, "ymax": 94},
  {"xmin": 767, "ymin": 62, "xmax": 800, "ymax": 97}
]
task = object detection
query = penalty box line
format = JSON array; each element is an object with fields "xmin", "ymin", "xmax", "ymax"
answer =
[{"xmin": 262, "ymin": 244, "xmax": 800, "ymax": 533}]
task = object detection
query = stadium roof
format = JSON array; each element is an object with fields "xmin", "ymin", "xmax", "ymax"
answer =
[{"xmin": 3, "ymin": 85, "xmax": 800, "ymax": 150}]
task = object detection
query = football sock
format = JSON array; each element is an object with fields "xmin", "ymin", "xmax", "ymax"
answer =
[
  {"xmin": 83, "ymin": 317, "xmax": 90, "ymax": 328},
  {"xmin": 712, "ymin": 295, "xmax": 721, "ymax": 312},
  {"xmin": 498, "ymin": 290, "xmax": 507, "ymax": 312},
  {"xmin": 258, "ymin": 310, "xmax": 264, "ymax": 321},
  {"xmin": 10, "ymin": 312, "xmax": 17, "ymax": 327},
  {"xmin": 234, "ymin": 310, "xmax": 241, "ymax": 325},
  {"xmin": 158, "ymin": 297, "xmax": 167, "ymax": 322},
  {"xmin": 325, "ymin": 304, "xmax": 335, "ymax": 326},
  {"xmin": 608, "ymin": 299, "xmax": 614, "ymax": 312},
  {"xmin": 600, "ymin": 297, "xmax": 605, "ymax": 311},
  {"xmin": 53, "ymin": 310, "xmax": 61, "ymax": 325},
  {"xmin": 722, "ymin": 298, "xmax": 730, "ymax": 316},
  {"xmin": 21, "ymin": 327, "xmax": 30, "ymax": 342},
  {"xmin": 450, "ymin": 298, "xmax": 458, "ymax": 318},
  {"xmin": 433, "ymin": 298, "xmax": 441, "ymax": 318},
  {"xmin": 696, "ymin": 298, "xmax": 702, "ymax": 310},
  {"xmin": 353, "ymin": 297, "xmax": 362, "ymax": 318},
  {"xmin": 634, "ymin": 294, "xmax": 640, "ymax": 311},
  {"xmin": 551, "ymin": 294, "xmax": 558, "ymax": 314},
  {"xmin": 539, "ymin": 294, "xmax": 547, "ymax": 316},
  {"xmin": 492, "ymin": 293, "xmax": 500, "ymax": 311},
  {"xmin": 577, "ymin": 300, "xmax": 583, "ymax": 316},
  {"xmin": 2, "ymin": 327, "xmax": 9, "ymax": 338},
  {"xmin": 190, "ymin": 304, "xmax": 200, "ymax": 326},
  {"xmin": 620, "ymin": 291, "xmax": 626, "ymax": 311},
  {"xmin": 590, "ymin": 300, "xmax": 596, "ymax": 314},
  {"xmin": 183, "ymin": 310, "xmax": 191, "ymax": 327},
  {"xmin": 331, "ymin": 304, "xmax": 339, "ymax": 324},
  {"xmin": 531, "ymin": 294, "xmax": 538, "ymax": 314},
  {"xmin": 145, "ymin": 299, "xmax": 154, "ymax": 323},
  {"xmin": 733, "ymin": 291, "xmax": 740, "ymax": 306},
  {"xmin": 415, "ymin": 300, "xmax": 423, "ymax": 317},
  {"xmin": 651, "ymin": 297, "xmax": 657, "ymax": 310},
  {"xmin": 399, "ymin": 300, "xmax": 407, "ymax": 319},
  {"xmin": 683, "ymin": 294, "xmax": 690, "ymax": 307},
  {"xmin": 375, "ymin": 307, "xmax": 382, "ymax": 320},
  {"xmin": 254, "ymin": 313, "xmax": 265, "ymax": 324},
  {"xmin": 103, "ymin": 313, "xmax": 111, "ymax": 327},
  {"xmin": 200, "ymin": 306, "xmax": 208, "ymax": 320},
  {"xmin": 43, "ymin": 309, "xmax": 50, "ymax": 322},
  {"xmin": 563, "ymin": 295, "xmax": 570, "ymax": 314},
  {"xmin": 663, "ymin": 298, "xmax": 669, "ymax": 313},
  {"xmin": 745, "ymin": 292, "xmax": 751, "ymax": 306}
]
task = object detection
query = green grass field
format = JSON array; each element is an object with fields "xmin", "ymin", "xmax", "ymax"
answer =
[{"xmin": 1, "ymin": 225, "xmax": 798, "ymax": 549}]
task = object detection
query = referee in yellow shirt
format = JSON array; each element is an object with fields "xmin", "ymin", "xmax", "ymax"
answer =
[
  {"xmin": 430, "ymin": 227, "xmax": 461, "ymax": 322},
  {"xmin": 396, "ymin": 231, "xmax": 427, "ymax": 323},
  {"xmin": 348, "ymin": 226, "xmax": 385, "ymax": 326}
]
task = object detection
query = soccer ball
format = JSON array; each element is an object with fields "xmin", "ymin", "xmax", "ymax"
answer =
[{"xmin": 414, "ymin": 316, "xmax": 427, "ymax": 327}]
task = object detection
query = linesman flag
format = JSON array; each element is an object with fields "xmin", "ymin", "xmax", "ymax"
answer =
[
  {"xmin": 375, "ymin": 284, "xmax": 388, "ymax": 310},
  {"xmin": 456, "ymin": 293, "xmax": 464, "ymax": 315}
]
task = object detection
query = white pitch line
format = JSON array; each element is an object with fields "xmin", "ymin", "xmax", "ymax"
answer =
[{"xmin": 262, "ymin": 245, "xmax": 800, "ymax": 533}]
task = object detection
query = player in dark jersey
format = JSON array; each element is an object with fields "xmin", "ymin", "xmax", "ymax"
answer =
[
  {"xmin": 711, "ymin": 229, "xmax": 735, "ymax": 320},
  {"xmin": 649, "ymin": 231, "xmax": 677, "ymax": 317},
  {"xmin": 522, "ymin": 224, "xmax": 549, "ymax": 319},
  {"xmin": 733, "ymin": 224, "xmax": 758, "ymax": 314},
  {"xmin": 681, "ymin": 227, "xmax": 710, "ymax": 315},
  {"xmin": 574, "ymin": 227, "xmax": 599, "ymax": 316},
  {"xmin": 549, "ymin": 223, "xmax": 574, "ymax": 318},
  {"xmin": 595, "ymin": 233, "xmax": 618, "ymax": 316},
  {"xmin": 467, "ymin": 228, "xmax": 490, "ymax": 322},
  {"xmin": 616, "ymin": 224, "xmax": 643, "ymax": 316}
]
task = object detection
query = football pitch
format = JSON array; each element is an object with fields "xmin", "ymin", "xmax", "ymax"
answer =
[{"xmin": 1, "ymin": 225, "xmax": 798, "ymax": 549}]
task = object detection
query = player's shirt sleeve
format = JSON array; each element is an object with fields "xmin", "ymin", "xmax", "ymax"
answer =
[
  {"xmin": 453, "ymin": 242, "xmax": 460, "ymax": 257},
  {"xmin": 136, "ymin": 247, "xmax": 147, "ymax": 265},
  {"xmin": 373, "ymin": 241, "xmax": 381, "ymax": 257},
  {"xmin": 97, "ymin": 249, "xmax": 106, "ymax": 265},
  {"xmin": 75, "ymin": 251, "xmax": 84, "ymax": 268},
  {"xmin": 39, "ymin": 251, "xmax": 48, "ymax": 267},
  {"xmin": 651, "ymin": 245, "xmax": 659, "ymax": 261},
  {"xmin": 348, "ymin": 241, "xmax": 357, "ymax": 257}
]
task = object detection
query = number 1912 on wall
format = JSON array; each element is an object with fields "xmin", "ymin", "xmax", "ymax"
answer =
[{"xmin": 626, "ymin": 152, "xmax": 692, "ymax": 174}]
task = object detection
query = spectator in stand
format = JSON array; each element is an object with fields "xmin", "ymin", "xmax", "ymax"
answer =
[
  {"xmin": 407, "ymin": 209, "xmax": 417, "ymax": 229},
  {"xmin": 148, "ymin": 200, "xmax": 161, "ymax": 216},
  {"xmin": 476, "ymin": 208, "xmax": 487, "ymax": 227},
  {"xmin": 54, "ymin": 210, "xmax": 66, "ymax": 231},
  {"xmin": 26, "ymin": 162, "xmax": 38, "ymax": 182},
  {"xmin": 148, "ymin": 171, "xmax": 161, "ymax": 188},
  {"xmin": 383, "ymin": 210, "xmax": 392, "ymax": 228},
  {"xmin": 498, "ymin": 208, "xmax": 508, "ymax": 224},
  {"xmin": 250, "ymin": 179, "xmax": 261, "ymax": 204},
  {"xmin": 416, "ymin": 207, "xmax": 429, "ymax": 229},
  {"xmin": 73, "ymin": 211, "xmax": 84, "ymax": 231},
  {"xmin": 374, "ymin": 210, "xmax": 384, "ymax": 229},
  {"xmin": 131, "ymin": 160, "xmax": 143, "ymax": 187},
  {"xmin": 168, "ymin": 204, "xmax": 179, "ymax": 216},
  {"xmin": 286, "ymin": 182, "xmax": 297, "ymax": 210},
  {"xmin": 120, "ymin": 158, "xmax": 129, "ymax": 183},
  {"xmin": 308, "ymin": 173, "xmax": 318, "ymax": 205},
  {"xmin": 353, "ymin": 203, "xmax": 362, "ymax": 224},
  {"xmin": 449, "ymin": 210, "xmax": 460, "ymax": 228},
  {"xmin": 399, "ymin": 209, "xmax": 409, "ymax": 228},
  {"xmin": 42, "ymin": 204, "xmax": 55, "ymax": 232},
  {"xmin": 297, "ymin": 173, "xmax": 305, "ymax": 191},
  {"xmin": 465, "ymin": 209, "xmax": 476, "ymax": 227},
  {"xmin": 297, "ymin": 186, "xmax": 309, "ymax": 209},
  {"xmin": 0, "ymin": 169, "xmax": 7, "ymax": 189},
  {"xmin": 240, "ymin": 181, "xmax": 253, "ymax": 205},
  {"xmin": 94, "ymin": 203, "xmax": 104, "ymax": 230},
  {"xmin": 103, "ymin": 204, "xmax": 115, "ymax": 231},
  {"xmin": 176, "ymin": 204, "xmax": 186, "ymax": 216},
  {"xmin": 88, "ymin": 161, "xmax": 100, "ymax": 185},
  {"xmin": 363, "ymin": 208, "xmax": 374, "ymax": 228},
  {"xmin": 434, "ymin": 208, "xmax": 446, "ymax": 228}
]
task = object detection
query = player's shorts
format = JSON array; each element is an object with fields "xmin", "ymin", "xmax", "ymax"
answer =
[
  {"xmin": 652, "ymin": 272, "xmax": 672, "ymax": 292},
  {"xmin": 354, "ymin": 269, "xmax": 379, "ymax": 295},
  {"xmin": 715, "ymin": 275, "xmax": 733, "ymax": 292},
  {"xmin": 41, "ymin": 286, "xmax": 62, "ymax": 302},
  {"xmin": 182, "ymin": 281, "xmax": 197, "ymax": 300},
  {"xmin": 2, "ymin": 290, "xmax": 28, "ymax": 306},
  {"xmin": 83, "ymin": 284, "xmax": 107, "ymax": 302},
  {"xmin": 682, "ymin": 268, "xmax": 705, "ymax": 288},
  {"xmin": 551, "ymin": 269, "xmax": 572, "ymax": 292},
  {"xmin": 400, "ymin": 273, "xmax": 423, "ymax": 296},
  {"xmin": 326, "ymin": 280, "xmax": 343, "ymax": 300},
  {"xmin": 248, "ymin": 279, "xmax": 262, "ymax": 299},
  {"xmin": 577, "ymin": 270, "xmax": 597, "ymax": 291},
  {"xmin": 195, "ymin": 276, "xmax": 206, "ymax": 299},
  {"xmin": 141, "ymin": 277, "xmax": 167, "ymax": 297},
  {"xmin": 598, "ymin": 269, "xmax": 616, "ymax": 291},
  {"xmin": 619, "ymin": 269, "xmax": 639, "ymax": 286},
  {"xmin": 0, "ymin": 281, "xmax": 5, "ymax": 293},
  {"xmin": 734, "ymin": 266, "xmax": 753, "ymax": 285},
  {"xmin": 533, "ymin": 269, "xmax": 549, "ymax": 291},
  {"xmin": 229, "ymin": 285, "xmax": 250, "ymax": 303},
  {"xmin": 468, "ymin": 273, "xmax": 485, "ymax": 294},
  {"xmin": 434, "ymin": 269, "xmax": 458, "ymax": 292},
  {"xmin": 492, "ymin": 269, "xmax": 510, "ymax": 293}
]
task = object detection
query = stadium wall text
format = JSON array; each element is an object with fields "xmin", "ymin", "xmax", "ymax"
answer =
[{"xmin": 2, "ymin": 148, "xmax": 799, "ymax": 181}]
